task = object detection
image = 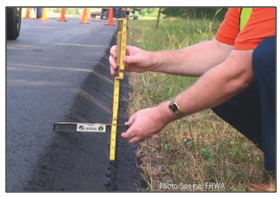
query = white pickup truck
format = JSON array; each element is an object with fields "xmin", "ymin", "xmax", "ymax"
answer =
[{"xmin": 7, "ymin": 7, "xmax": 21, "ymax": 40}]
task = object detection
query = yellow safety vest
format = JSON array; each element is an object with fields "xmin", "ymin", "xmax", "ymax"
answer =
[{"xmin": 239, "ymin": 8, "xmax": 252, "ymax": 31}]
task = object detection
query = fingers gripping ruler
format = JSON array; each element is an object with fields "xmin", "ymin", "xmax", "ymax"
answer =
[
  {"xmin": 53, "ymin": 18, "xmax": 127, "ymax": 162},
  {"xmin": 110, "ymin": 18, "xmax": 127, "ymax": 161}
]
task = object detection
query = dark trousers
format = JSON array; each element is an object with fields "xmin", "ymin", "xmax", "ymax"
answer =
[{"xmin": 212, "ymin": 37, "xmax": 275, "ymax": 171}]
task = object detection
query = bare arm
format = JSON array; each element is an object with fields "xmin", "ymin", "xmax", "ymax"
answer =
[
  {"xmin": 110, "ymin": 39, "xmax": 233, "ymax": 77},
  {"xmin": 165, "ymin": 49, "xmax": 254, "ymax": 115},
  {"xmin": 150, "ymin": 39, "xmax": 233, "ymax": 76},
  {"xmin": 122, "ymin": 49, "xmax": 254, "ymax": 143}
]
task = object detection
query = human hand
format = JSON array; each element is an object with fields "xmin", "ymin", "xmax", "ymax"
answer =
[
  {"xmin": 109, "ymin": 45, "xmax": 154, "ymax": 75},
  {"xmin": 122, "ymin": 106, "xmax": 171, "ymax": 144}
]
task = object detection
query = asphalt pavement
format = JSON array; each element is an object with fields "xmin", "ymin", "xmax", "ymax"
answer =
[{"xmin": 6, "ymin": 17, "xmax": 143, "ymax": 192}]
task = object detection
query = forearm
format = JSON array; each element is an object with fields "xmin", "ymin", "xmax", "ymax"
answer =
[
  {"xmin": 156, "ymin": 50, "xmax": 254, "ymax": 122},
  {"xmin": 120, "ymin": 47, "xmax": 255, "ymax": 145},
  {"xmin": 150, "ymin": 39, "xmax": 233, "ymax": 76}
]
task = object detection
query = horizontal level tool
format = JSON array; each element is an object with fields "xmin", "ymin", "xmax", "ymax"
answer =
[{"xmin": 53, "ymin": 122, "xmax": 127, "ymax": 133}]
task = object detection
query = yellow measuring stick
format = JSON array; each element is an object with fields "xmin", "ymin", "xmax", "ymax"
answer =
[{"xmin": 109, "ymin": 18, "xmax": 127, "ymax": 162}]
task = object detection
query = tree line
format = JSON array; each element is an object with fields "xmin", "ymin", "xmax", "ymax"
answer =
[{"xmin": 140, "ymin": 8, "xmax": 228, "ymax": 20}]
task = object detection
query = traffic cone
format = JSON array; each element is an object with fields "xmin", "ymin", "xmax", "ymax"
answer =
[
  {"xmin": 39, "ymin": 8, "xmax": 47, "ymax": 20},
  {"xmin": 79, "ymin": 8, "xmax": 90, "ymax": 24},
  {"xmin": 105, "ymin": 8, "xmax": 116, "ymax": 26},
  {"xmin": 58, "ymin": 8, "xmax": 67, "ymax": 22},
  {"xmin": 30, "ymin": 8, "xmax": 36, "ymax": 19},
  {"xmin": 24, "ymin": 8, "xmax": 31, "ymax": 19}
]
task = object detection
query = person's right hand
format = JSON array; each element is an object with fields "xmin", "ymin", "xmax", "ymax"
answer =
[{"xmin": 109, "ymin": 45, "xmax": 155, "ymax": 76}]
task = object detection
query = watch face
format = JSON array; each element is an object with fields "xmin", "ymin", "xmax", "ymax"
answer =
[
  {"xmin": 170, "ymin": 103, "xmax": 179, "ymax": 113},
  {"xmin": 169, "ymin": 99, "xmax": 181, "ymax": 115}
]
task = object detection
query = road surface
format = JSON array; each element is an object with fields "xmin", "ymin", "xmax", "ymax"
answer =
[{"xmin": 6, "ymin": 17, "xmax": 143, "ymax": 191}]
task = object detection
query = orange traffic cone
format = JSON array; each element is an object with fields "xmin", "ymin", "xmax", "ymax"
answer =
[
  {"xmin": 58, "ymin": 8, "xmax": 67, "ymax": 22},
  {"xmin": 105, "ymin": 8, "xmax": 116, "ymax": 26},
  {"xmin": 39, "ymin": 8, "xmax": 47, "ymax": 20},
  {"xmin": 79, "ymin": 8, "xmax": 90, "ymax": 24},
  {"xmin": 24, "ymin": 8, "xmax": 31, "ymax": 19}
]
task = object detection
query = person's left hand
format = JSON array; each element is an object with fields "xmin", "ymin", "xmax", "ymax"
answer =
[{"xmin": 122, "ymin": 107, "xmax": 170, "ymax": 144}]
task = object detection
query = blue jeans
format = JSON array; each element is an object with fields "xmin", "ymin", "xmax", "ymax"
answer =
[{"xmin": 213, "ymin": 37, "xmax": 276, "ymax": 171}]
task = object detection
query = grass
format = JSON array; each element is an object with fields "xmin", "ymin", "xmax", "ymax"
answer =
[
  {"xmin": 126, "ymin": 17, "xmax": 272, "ymax": 191},
  {"xmin": 129, "ymin": 17, "xmax": 219, "ymax": 51}
]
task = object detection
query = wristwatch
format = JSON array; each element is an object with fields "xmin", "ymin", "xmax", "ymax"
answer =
[{"xmin": 168, "ymin": 98, "xmax": 182, "ymax": 116}]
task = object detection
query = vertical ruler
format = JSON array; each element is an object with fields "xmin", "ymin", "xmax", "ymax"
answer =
[{"xmin": 110, "ymin": 18, "xmax": 127, "ymax": 162}]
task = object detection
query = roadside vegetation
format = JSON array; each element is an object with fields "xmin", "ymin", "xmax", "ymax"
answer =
[{"xmin": 126, "ymin": 11, "xmax": 268, "ymax": 191}]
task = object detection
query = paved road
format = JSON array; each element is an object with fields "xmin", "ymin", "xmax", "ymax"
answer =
[{"xmin": 7, "ymin": 17, "xmax": 142, "ymax": 191}]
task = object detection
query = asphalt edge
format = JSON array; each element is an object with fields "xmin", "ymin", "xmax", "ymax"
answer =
[
  {"xmin": 22, "ymin": 28, "xmax": 145, "ymax": 192},
  {"xmin": 65, "ymin": 30, "xmax": 145, "ymax": 191}
]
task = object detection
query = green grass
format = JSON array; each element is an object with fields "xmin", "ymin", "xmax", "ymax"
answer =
[
  {"xmin": 129, "ymin": 18, "xmax": 220, "ymax": 50},
  {"xmin": 127, "ymin": 18, "xmax": 266, "ymax": 191}
]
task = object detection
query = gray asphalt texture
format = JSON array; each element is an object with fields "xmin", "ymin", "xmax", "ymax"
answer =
[{"xmin": 7, "ymin": 17, "xmax": 144, "ymax": 192}]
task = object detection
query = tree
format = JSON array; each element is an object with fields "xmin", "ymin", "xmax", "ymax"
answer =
[
  {"xmin": 140, "ymin": 8, "xmax": 159, "ymax": 17},
  {"xmin": 162, "ymin": 7, "xmax": 227, "ymax": 20}
]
